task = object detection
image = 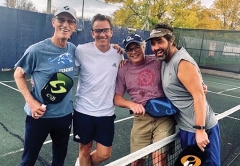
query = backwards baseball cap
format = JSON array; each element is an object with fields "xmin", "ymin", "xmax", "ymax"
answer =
[
  {"xmin": 174, "ymin": 144, "xmax": 207, "ymax": 166},
  {"xmin": 145, "ymin": 28, "xmax": 172, "ymax": 41},
  {"xmin": 54, "ymin": 6, "xmax": 77, "ymax": 20},
  {"xmin": 122, "ymin": 34, "xmax": 143, "ymax": 49}
]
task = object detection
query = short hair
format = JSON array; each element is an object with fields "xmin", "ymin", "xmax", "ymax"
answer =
[
  {"xmin": 140, "ymin": 41, "xmax": 146, "ymax": 47},
  {"xmin": 140, "ymin": 41, "xmax": 146, "ymax": 52},
  {"xmin": 91, "ymin": 14, "xmax": 113, "ymax": 29},
  {"xmin": 153, "ymin": 23, "xmax": 175, "ymax": 44}
]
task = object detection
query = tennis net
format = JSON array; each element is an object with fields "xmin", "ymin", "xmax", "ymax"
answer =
[{"xmin": 106, "ymin": 104, "xmax": 240, "ymax": 166}]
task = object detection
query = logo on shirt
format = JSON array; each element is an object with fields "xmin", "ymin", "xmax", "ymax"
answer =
[
  {"xmin": 137, "ymin": 69, "xmax": 155, "ymax": 86},
  {"xmin": 112, "ymin": 63, "xmax": 117, "ymax": 67},
  {"xmin": 48, "ymin": 53, "xmax": 73, "ymax": 64},
  {"xmin": 48, "ymin": 53, "xmax": 74, "ymax": 73}
]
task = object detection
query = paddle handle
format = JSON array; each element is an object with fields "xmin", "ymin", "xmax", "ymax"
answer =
[{"xmin": 41, "ymin": 104, "xmax": 46, "ymax": 108}]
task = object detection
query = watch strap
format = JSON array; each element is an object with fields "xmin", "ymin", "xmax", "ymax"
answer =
[{"xmin": 193, "ymin": 125, "xmax": 205, "ymax": 130}]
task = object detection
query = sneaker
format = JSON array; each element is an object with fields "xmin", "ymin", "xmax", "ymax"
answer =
[{"xmin": 75, "ymin": 157, "xmax": 80, "ymax": 166}]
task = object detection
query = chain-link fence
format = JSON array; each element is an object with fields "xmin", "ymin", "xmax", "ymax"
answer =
[
  {"xmin": 1, "ymin": 2, "xmax": 240, "ymax": 74},
  {"xmin": 174, "ymin": 28, "xmax": 240, "ymax": 74}
]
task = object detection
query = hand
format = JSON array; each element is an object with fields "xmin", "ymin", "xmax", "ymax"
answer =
[
  {"xmin": 129, "ymin": 103, "xmax": 145, "ymax": 116},
  {"xmin": 111, "ymin": 44, "xmax": 124, "ymax": 54},
  {"xmin": 202, "ymin": 83, "xmax": 208, "ymax": 94},
  {"xmin": 119, "ymin": 59, "xmax": 128, "ymax": 68},
  {"xmin": 27, "ymin": 99, "xmax": 47, "ymax": 119},
  {"xmin": 195, "ymin": 130, "xmax": 210, "ymax": 151},
  {"xmin": 30, "ymin": 78, "xmax": 34, "ymax": 87}
]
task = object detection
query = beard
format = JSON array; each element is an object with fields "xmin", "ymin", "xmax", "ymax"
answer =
[
  {"xmin": 156, "ymin": 54, "xmax": 167, "ymax": 61},
  {"xmin": 155, "ymin": 43, "xmax": 170, "ymax": 61}
]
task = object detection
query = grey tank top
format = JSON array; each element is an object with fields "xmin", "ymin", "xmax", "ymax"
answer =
[{"xmin": 161, "ymin": 47, "xmax": 218, "ymax": 132}]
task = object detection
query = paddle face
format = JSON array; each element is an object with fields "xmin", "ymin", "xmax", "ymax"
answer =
[
  {"xmin": 41, "ymin": 72, "xmax": 73, "ymax": 105},
  {"xmin": 144, "ymin": 97, "xmax": 179, "ymax": 117},
  {"xmin": 174, "ymin": 144, "xmax": 206, "ymax": 166}
]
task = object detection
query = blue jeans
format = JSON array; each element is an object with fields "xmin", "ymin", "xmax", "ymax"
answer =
[{"xmin": 20, "ymin": 113, "xmax": 72, "ymax": 166}]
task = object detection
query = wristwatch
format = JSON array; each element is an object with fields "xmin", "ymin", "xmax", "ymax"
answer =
[{"xmin": 193, "ymin": 125, "xmax": 205, "ymax": 130}]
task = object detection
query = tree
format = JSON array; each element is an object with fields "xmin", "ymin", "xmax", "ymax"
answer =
[
  {"xmin": 106, "ymin": 0, "xmax": 218, "ymax": 30},
  {"xmin": 109, "ymin": 0, "xmax": 169, "ymax": 30},
  {"xmin": 111, "ymin": 0, "xmax": 149, "ymax": 30},
  {"xmin": 105, "ymin": 0, "xmax": 233, "ymax": 30},
  {"xmin": 212, "ymin": 0, "xmax": 240, "ymax": 30},
  {"xmin": 4, "ymin": 0, "xmax": 38, "ymax": 12},
  {"xmin": 4, "ymin": 0, "xmax": 17, "ymax": 8}
]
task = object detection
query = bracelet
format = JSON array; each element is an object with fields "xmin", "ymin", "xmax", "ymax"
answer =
[{"xmin": 193, "ymin": 125, "xmax": 205, "ymax": 130}]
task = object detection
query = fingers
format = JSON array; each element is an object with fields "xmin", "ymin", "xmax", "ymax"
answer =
[
  {"xmin": 32, "ymin": 104, "xmax": 47, "ymax": 119},
  {"xmin": 202, "ymin": 83, "xmax": 208, "ymax": 94},
  {"xmin": 119, "ymin": 60, "xmax": 128, "ymax": 68},
  {"xmin": 131, "ymin": 107, "xmax": 145, "ymax": 115},
  {"xmin": 111, "ymin": 44, "xmax": 124, "ymax": 54},
  {"xmin": 197, "ymin": 140, "xmax": 210, "ymax": 152},
  {"xmin": 32, "ymin": 113, "xmax": 39, "ymax": 119},
  {"xmin": 134, "ymin": 109, "xmax": 145, "ymax": 115}
]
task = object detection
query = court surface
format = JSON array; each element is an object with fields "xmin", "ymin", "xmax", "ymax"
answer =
[{"xmin": 0, "ymin": 71, "xmax": 240, "ymax": 166}]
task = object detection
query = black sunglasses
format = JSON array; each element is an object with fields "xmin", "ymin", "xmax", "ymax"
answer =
[
  {"xmin": 91, "ymin": 28, "xmax": 112, "ymax": 34},
  {"xmin": 125, "ymin": 45, "xmax": 141, "ymax": 54},
  {"xmin": 55, "ymin": 17, "xmax": 76, "ymax": 25}
]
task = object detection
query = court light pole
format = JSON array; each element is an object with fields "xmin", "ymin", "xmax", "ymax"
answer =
[
  {"xmin": 82, "ymin": 0, "xmax": 84, "ymax": 19},
  {"xmin": 47, "ymin": 0, "xmax": 51, "ymax": 14}
]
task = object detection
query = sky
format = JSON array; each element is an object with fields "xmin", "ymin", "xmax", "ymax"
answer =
[
  {"xmin": 201, "ymin": 0, "xmax": 214, "ymax": 8},
  {"xmin": 0, "ymin": 0, "xmax": 215, "ymax": 18},
  {"xmin": 31, "ymin": 0, "xmax": 122, "ymax": 19}
]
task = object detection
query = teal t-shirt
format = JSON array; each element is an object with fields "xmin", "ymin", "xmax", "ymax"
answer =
[{"xmin": 15, "ymin": 38, "xmax": 76, "ymax": 118}]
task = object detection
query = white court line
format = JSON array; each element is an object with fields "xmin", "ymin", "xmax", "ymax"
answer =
[
  {"xmin": 204, "ymin": 80, "xmax": 240, "ymax": 94},
  {"xmin": 204, "ymin": 80, "xmax": 239, "ymax": 87},
  {"xmin": 217, "ymin": 87, "xmax": 240, "ymax": 94},
  {"xmin": 1, "ymin": 80, "xmax": 15, "ymax": 83},
  {"xmin": 3, "ymin": 105, "xmax": 240, "ymax": 158},
  {"xmin": 0, "ymin": 82, "xmax": 19, "ymax": 92},
  {"xmin": 0, "ymin": 148, "xmax": 24, "ymax": 157},
  {"xmin": 208, "ymin": 91, "xmax": 240, "ymax": 99},
  {"xmin": 0, "ymin": 78, "xmax": 239, "ymax": 158},
  {"xmin": 202, "ymin": 74, "xmax": 240, "ymax": 81},
  {"xmin": 1, "ymin": 79, "xmax": 31, "ymax": 83},
  {"xmin": 216, "ymin": 104, "xmax": 240, "ymax": 120},
  {"xmin": 0, "ymin": 116, "xmax": 134, "ymax": 158}
]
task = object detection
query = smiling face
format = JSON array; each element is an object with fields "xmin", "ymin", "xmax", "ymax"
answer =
[
  {"xmin": 52, "ymin": 12, "xmax": 76, "ymax": 47},
  {"xmin": 91, "ymin": 20, "xmax": 113, "ymax": 50},
  {"xmin": 125, "ymin": 42, "xmax": 145, "ymax": 65},
  {"xmin": 150, "ymin": 37, "xmax": 172, "ymax": 62}
]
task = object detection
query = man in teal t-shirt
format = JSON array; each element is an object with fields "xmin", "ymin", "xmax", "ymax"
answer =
[{"xmin": 14, "ymin": 6, "xmax": 77, "ymax": 166}]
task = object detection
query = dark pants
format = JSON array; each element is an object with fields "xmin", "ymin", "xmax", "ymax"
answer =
[
  {"xmin": 180, "ymin": 124, "xmax": 221, "ymax": 166},
  {"xmin": 20, "ymin": 113, "xmax": 72, "ymax": 166}
]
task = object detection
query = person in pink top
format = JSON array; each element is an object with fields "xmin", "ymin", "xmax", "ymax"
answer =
[{"xmin": 114, "ymin": 33, "xmax": 176, "ymax": 166}]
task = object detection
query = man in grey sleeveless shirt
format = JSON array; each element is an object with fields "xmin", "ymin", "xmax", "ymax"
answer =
[{"xmin": 146, "ymin": 23, "xmax": 220, "ymax": 166}]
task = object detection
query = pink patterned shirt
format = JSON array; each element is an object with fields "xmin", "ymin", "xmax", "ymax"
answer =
[{"xmin": 115, "ymin": 55, "xmax": 164, "ymax": 105}]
